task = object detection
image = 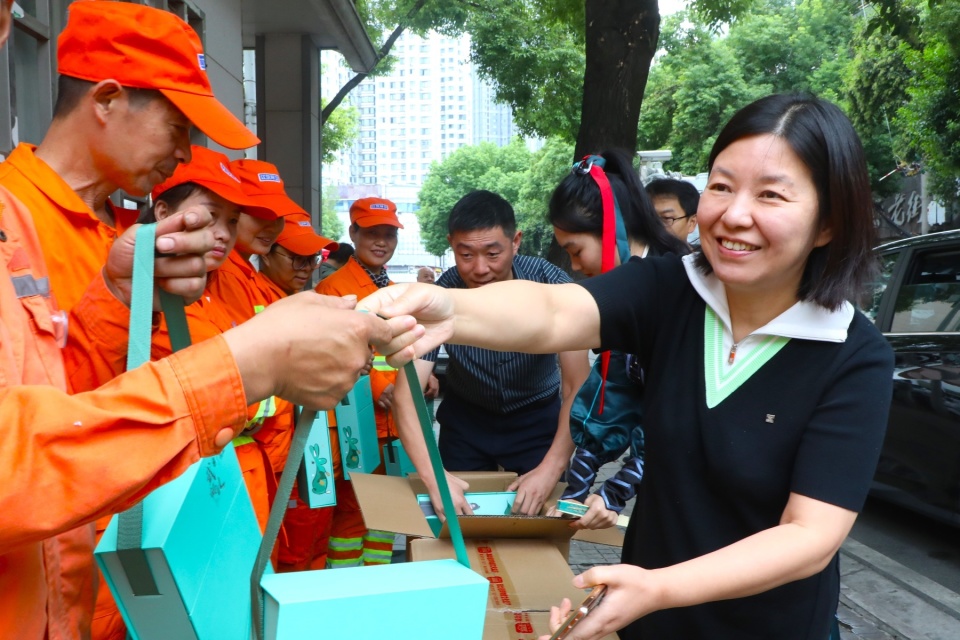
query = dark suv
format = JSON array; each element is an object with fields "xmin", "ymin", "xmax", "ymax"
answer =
[{"xmin": 863, "ymin": 230, "xmax": 960, "ymax": 526}]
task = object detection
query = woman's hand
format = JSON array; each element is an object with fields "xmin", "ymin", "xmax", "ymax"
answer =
[
  {"xmin": 537, "ymin": 565, "xmax": 658, "ymax": 640},
  {"xmin": 357, "ymin": 283, "xmax": 457, "ymax": 366}
]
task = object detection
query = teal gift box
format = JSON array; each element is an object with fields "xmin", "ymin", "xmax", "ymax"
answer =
[
  {"xmin": 297, "ymin": 411, "xmax": 337, "ymax": 508},
  {"xmin": 383, "ymin": 439, "xmax": 417, "ymax": 477},
  {"xmin": 94, "ymin": 444, "xmax": 262, "ymax": 640},
  {"xmin": 260, "ymin": 559, "xmax": 488, "ymax": 640},
  {"xmin": 335, "ymin": 374, "xmax": 380, "ymax": 479}
]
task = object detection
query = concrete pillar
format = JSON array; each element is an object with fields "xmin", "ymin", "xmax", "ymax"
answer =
[{"xmin": 256, "ymin": 33, "xmax": 321, "ymax": 222}]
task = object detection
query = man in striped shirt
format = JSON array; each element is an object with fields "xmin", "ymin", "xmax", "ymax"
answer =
[{"xmin": 393, "ymin": 190, "xmax": 590, "ymax": 518}]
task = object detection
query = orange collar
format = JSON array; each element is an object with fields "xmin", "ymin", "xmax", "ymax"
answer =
[
  {"xmin": 4, "ymin": 144, "xmax": 99, "ymax": 223},
  {"xmin": 225, "ymin": 249, "xmax": 258, "ymax": 279}
]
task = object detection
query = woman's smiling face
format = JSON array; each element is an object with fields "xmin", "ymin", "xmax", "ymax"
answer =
[{"xmin": 697, "ymin": 133, "xmax": 832, "ymax": 301}]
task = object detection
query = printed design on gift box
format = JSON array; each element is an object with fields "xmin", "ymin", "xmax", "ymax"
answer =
[
  {"xmin": 343, "ymin": 426, "xmax": 361, "ymax": 470},
  {"xmin": 206, "ymin": 457, "xmax": 225, "ymax": 500},
  {"xmin": 310, "ymin": 444, "xmax": 330, "ymax": 495}
]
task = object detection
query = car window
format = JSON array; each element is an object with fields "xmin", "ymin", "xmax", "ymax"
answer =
[
  {"xmin": 890, "ymin": 249, "xmax": 960, "ymax": 333},
  {"xmin": 860, "ymin": 251, "xmax": 900, "ymax": 324}
]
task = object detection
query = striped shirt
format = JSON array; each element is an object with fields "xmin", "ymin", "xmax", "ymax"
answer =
[{"xmin": 423, "ymin": 255, "xmax": 572, "ymax": 414}]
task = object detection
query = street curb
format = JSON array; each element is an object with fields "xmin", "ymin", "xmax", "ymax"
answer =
[{"xmin": 840, "ymin": 539, "xmax": 960, "ymax": 639}]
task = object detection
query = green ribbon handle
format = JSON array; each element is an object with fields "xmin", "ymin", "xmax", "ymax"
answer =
[
  {"xmin": 403, "ymin": 361, "xmax": 470, "ymax": 569},
  {"xmin": 117, "ymin": 224, "xmax": 194, "ymax": 598}
]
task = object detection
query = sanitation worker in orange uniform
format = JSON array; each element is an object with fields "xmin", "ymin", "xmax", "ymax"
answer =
[
  {"xmin": 315, "ymin": 197, "xmax": 404, "ymax": 568},
  {"xmin": 258, "ymin": 212, "xmax": 341, "ymax": 570},
  {"xmin": 0, "ymin": 3, "xmax": 420, "ymax": 639}
]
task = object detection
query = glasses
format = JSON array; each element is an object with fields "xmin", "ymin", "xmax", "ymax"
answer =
[
  {"xmin": 274, "ymin": 248, "xmax": 320, "ymax": 271},
  {"xmin": 660, "ymin": 214, "xmax": 693, "ymax": 224}
]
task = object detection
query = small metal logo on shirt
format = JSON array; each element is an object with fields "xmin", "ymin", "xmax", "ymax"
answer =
[{"xmin": 765, "ymin": 414, "xmax": 776, "ymax": 424}]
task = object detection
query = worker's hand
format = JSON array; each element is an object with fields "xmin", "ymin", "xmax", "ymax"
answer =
[
  {"xmin": 223, "ymin": 292, "xmax": 421, "ymax": 410},
  {"xmin": 377, "ymin": 383, "xmax": 395, "ymax": 411},
  {"xmin": 569, "ymin": 494, "xmax": 619, "ymax": 530},
  {"xmin": 427, "ymin": 471, "xmax": 474, "ymax": 521},
  {"xmin": 508, "ymin": 462, "xmax": 563, "ymax": 516},
  {"xmin": 538, "ymin": 566, "xmax": 652, "ymax": 640},
  {"xmin": 356, "ymin": 283, "xmax": 456, "ymax": 367},
  {"xmin": 424, "ymin": 374, "xmax": 440, "ymax": 400},
  {"xmin": 104, "ymin": 208, "xmax": 216, "ymax": 308}
]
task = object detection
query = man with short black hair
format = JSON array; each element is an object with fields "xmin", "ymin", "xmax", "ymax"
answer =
[
  {"xmin": 646, "ymin": 177, "xmax": 700, "ymax": 244},
  {"xmin": 392, "ymin": 190, "xmax": 590, "ymax": 518}
]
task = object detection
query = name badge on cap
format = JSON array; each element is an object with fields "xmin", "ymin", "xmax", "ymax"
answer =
[
  {"xmin": 197, "ymin": 53, "xmax": 207, "ymax": 71},
  {"xmin": 370, "ymin": 203, "xmax": 389, "ymax": 210},
  {"xmin": 258, "ymin": 173, "xmax": 281, "ymax": 183},
  {"xmin": 298, "ymin": 221, "xmax": 311, "ymax": 227}
]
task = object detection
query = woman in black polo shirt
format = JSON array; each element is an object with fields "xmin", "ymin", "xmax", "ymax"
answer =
[{"xmin": 362, "ymin": 94, "xmax": 893, "ymax": 640}]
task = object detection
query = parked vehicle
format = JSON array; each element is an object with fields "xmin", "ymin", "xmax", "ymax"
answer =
[{"xmin": 862, "ymin": 230, "xmax": 960, "ymax": 526}]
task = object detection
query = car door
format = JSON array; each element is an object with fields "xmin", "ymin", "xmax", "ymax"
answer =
[{"xmin": 872, "ymin": 242, "xmax": 960, "ymax": 524}]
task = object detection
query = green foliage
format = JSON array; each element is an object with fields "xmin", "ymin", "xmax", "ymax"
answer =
[
  {"xmin": 515, "ymin": 138, "xmax": 576, "ymax": 257},
  {"xmin": 321, "ymin": 97, "xmax": 358, "ymax": 165},
  {"xmin": 416, "ymin": 140, "xmax": 533, "ymax": 256},
  {"xmin": 320, "ymin": 186, "xmax": 345, "ymax": 240}
]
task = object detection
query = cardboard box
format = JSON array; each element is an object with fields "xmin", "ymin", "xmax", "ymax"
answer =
[
  {"xmin": 260, "ymin": 559, "xmax": 489, "ymax": 640},
  {"xmin": 411, "ymin": 539, "xmax": 618, "ymax": 640},
  {"xmin": 383, "ymin": 439, "xmax": 417, "ymax": 477},
  {"xmin": 95, "ymin": 444, "xmax": 261, "ymax": 640},
  {"xmin": 297, "ymin": 411, "xmax": 337, "ymax": 508},
  {"xmin": 351, "ymin": 471, "xmax": 623, "ymax": 640},
  {"xmin": 419, "ymin": 491, "xmax": 516, "ymax": 536},
  {"xmin": 335, "ymin": 375, "xmax": 380, "ymax": 479}
]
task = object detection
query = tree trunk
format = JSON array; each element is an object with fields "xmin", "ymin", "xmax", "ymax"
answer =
[{"xmin": 574, "ymin": 0, "xmax": 660, "ymax": 159}]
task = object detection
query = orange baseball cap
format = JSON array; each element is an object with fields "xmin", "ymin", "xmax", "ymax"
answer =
[
  {"xmin": 277, "ymin": 213, "xmax": 338, "ymax": 256},
  {"xmin": 151, "ymin": 146, "xmax": 277, "ymax": 220},
  {"xmin": 231, "ymin": 159, "xmax": 309, "ymax": 218},
  {"xmin": 350, "ymin": 197, "xmax": 403, "ymax": 228},
  {"xmin": 57, "ymin": 1, "xmax": 259, "ymax": 150}
]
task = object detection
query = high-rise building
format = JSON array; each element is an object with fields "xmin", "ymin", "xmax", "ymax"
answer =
[
  {"xmin": 321, "ymin": 31, "xmax": 516, "ymax": 189},
  {"xmin": 321, "ymin": 30, "xmax": 517, "ymax": 268}
]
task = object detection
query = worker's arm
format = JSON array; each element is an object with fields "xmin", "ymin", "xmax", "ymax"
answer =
[
  {"xmin": 391, "ymin": 359, "xmax": 472, "ymax": 518},
  {"xmin": 508, "ymin": 348, "xmax": 591, "ymax": 515}
]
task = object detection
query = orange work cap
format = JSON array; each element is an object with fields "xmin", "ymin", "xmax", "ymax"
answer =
[
  {"xmin": 57, "ymin": 1, "xmax": 259, "ymax": 150},
  {"xmin": 231, "ymin": 159, "xmax": 307, "ymax": 218},
  {"xmin": 350, "ymin": 197, "xmax": 403, "ymax": 229},
  {"xmin": 277, "ymin": 213, "xmax": 338, "ymax": 256},
  {"xmin": 151, "ymin": 146, "xmax": 278, "ymax": 220}
]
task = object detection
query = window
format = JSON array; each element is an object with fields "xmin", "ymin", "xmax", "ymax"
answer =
[
  {"xmin": 860, "ymin": 252, "xmax": 899, "ymax": 323},
  {"xmin": 891, "ymin": 250, "xmax": 960, "ymax": 333}
]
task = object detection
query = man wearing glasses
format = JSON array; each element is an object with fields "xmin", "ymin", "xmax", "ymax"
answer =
[{"xmin": 646, "ymin": 177, "xmax": 701, "ymax": 245}]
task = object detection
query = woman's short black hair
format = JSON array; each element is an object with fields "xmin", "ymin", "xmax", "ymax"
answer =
[
  {"xmin": 138, "ymin": 182, "xmax": 203, "ymax": 224},
  {"xmin": 695, "ymin": 93, "xmax": 877, "ymax": 311},
  {"xmin": 548, "ymin": 149, "xmax": 689, "ymax": 258}
]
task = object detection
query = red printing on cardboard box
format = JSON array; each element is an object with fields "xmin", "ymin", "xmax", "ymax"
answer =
[{"xmin": 477, "ymin": 544, "xmax": 512, "ymax": 606}]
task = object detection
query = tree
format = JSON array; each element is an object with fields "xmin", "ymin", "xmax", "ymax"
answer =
[
  {"xmin": 320, "ymin": 97, "xmax": 358, "ymax": 165},
  {"xmin": 320, "ymin": 186, "xmax": 344, "ymax": 241},
  {"xmin": 515, "ymin": 138, "xmax": 576, "ymax": 257},
  {"xmin": 416, "ymin": 140, "xmax": 532, "ymax": 256}
]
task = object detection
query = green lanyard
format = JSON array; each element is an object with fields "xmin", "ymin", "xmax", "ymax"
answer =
[{"xmin": 117, "ymin": 223, "xmax": 194, "ymax": 596}]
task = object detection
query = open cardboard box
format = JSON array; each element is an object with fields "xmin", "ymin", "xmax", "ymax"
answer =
[{"xmin": 351, "ymin": 471, "xmax": 623, "ymax": 640}]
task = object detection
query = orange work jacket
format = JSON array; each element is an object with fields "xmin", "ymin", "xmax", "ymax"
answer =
[
  {"xmin": 0, "ymin": 144, "xmax": 139, "ymax": 314},
  {"xmin": 315, "ymin": 258, "xmax": 397, "ymax": 440},
  {"xmin": 207, "ymin": 251, "xmax": 270, "ymax": 326},
  {"xmin": 0, "ymin": 187, "xmax": 248, "ymax": 640}
]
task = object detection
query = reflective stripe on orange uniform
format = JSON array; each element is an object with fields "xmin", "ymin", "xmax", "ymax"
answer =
[{"xmin": 0, "ymin": 187, "xmax": 249, "ymax": 640}]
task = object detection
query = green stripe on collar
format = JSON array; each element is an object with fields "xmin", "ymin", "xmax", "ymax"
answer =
[{"xmin": 704, "ymin": 307, "xmax": 790, "ymax": 409}]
